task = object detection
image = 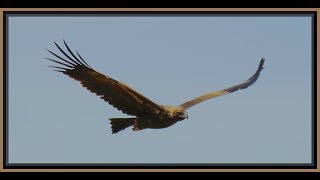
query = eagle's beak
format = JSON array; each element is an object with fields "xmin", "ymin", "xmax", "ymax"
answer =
[{"xmin": 184, "ymin": 112, "xmax": 189, "ymax": 119}]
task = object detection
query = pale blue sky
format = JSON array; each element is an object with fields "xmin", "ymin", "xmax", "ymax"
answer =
[{"xmin": 7, "ymin": 15, "xmax": 312, "ymax": 164}]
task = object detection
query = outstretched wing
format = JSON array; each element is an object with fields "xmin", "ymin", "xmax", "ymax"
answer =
[
  {"xmin": 46, "ymin": 40, "xmax": 164, "ymax": 117},
  {"xmin": 180, "ymin": 58, "xmax": 265, "ymax": 110}
]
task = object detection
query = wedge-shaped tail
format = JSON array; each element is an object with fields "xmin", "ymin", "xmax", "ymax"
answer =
[{"xmin": 109, "ymin": 118, "xmax": 137, "ymax": 134}]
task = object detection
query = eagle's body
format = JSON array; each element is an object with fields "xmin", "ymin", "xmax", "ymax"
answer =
[
  {"xmin": 46, "ymin": 41, "xmax": 265, "ymax": 134},
  {"xmin": 110, "ymin": 106, "xmax": 185, "ymax": 133}
]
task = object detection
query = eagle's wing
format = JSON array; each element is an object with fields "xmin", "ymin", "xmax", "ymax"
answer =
[
  {"xmin": 180, "ymin": 58, "xmax": 265, "ymax": 110},
  {"xmin": 46, "ymin": 41, "xmax": 164, "ymax": 117}
]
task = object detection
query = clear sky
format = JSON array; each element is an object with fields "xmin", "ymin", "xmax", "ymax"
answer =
[{"xmin": 8, "ymin": 15, "xmax": 312, "ymax": 164}]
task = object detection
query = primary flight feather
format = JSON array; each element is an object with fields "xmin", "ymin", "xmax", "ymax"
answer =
[{"xmin": 46, "ymin": 41, "xmax": 265, "ymax": 134}]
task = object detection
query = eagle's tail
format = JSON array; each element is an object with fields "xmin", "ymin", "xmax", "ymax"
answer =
[{"xmin": 109, "ymin": 118, "xmax": 137, "ymax": 134}]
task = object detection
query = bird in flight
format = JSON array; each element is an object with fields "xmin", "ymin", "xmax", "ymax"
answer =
[{"xmin": 46, "ymin": 41, "xmax": 265, "ymax": 134}]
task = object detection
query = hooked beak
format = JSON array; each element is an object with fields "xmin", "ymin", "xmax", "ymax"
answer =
[{"xmin": 183, "ymin": 112, "xmax": 189, "ymax": 119}]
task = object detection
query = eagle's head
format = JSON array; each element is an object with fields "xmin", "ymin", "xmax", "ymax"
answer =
[
  {"xmin": 174, "ymin": 108, "xmax": 189, "ymax": 121},
  {"xmin": 163, "ymin": 106, "xmax": 189, "ymax": 121}
]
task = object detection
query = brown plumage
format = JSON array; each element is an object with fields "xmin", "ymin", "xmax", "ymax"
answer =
[{"xmin": 46, "ymin": 41, "xmax": 265, "ymax": 134}]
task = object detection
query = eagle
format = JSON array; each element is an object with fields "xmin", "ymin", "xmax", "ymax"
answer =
[{"xmin": 46, "ymin": 41, "xmax": 265, "ymax": 134}]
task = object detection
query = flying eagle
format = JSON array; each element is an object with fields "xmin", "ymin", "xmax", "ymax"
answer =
[{"xmin": 46, "ymin": 41, "xmax": 265, "ymax": 134}]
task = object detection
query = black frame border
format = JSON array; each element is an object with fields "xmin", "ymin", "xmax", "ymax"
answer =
[{"xmin": 3, "ymin": 10, "xmax": 317, "ymax": 170}]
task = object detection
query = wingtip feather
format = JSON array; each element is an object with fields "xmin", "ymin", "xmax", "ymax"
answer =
[{"xmin": 258, "ymin": 57, "xmax": 265, "ymax": 71}]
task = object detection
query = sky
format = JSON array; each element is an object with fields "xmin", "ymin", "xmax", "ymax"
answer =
[{"xmin": 7, "ymin": 14, "xmax": 312, "ymax": 164}]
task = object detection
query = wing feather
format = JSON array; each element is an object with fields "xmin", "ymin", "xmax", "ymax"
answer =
[
  {"xmin": 180, "ymin": 58, "xmax": 265, "ymax": 110},
  {"xmin": 46, "ymin": 41, "xmax": 164, "ymax": 117}
]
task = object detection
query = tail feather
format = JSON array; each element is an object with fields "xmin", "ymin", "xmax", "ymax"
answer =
[{"xmin": 109, "ymin": 118, "xmax": 136, "ymax": 134}]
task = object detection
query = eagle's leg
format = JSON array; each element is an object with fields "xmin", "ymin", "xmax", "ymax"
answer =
[{"xmin": 109, "ymin": 118, "xmax": 137, "ymax": 134}]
